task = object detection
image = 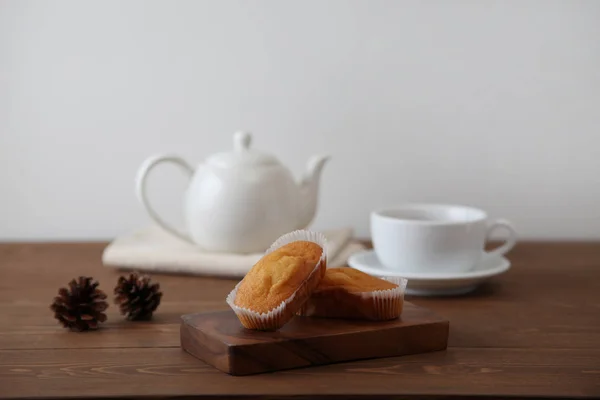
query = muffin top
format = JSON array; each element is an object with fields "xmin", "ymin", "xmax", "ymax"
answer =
[
  {"xmin": 234, "ymin": 240, "xmax": 323, "ymax": 313},
  {"xmin": 315, "ymin": 268, "xmax": 397, "ymax": 293}
]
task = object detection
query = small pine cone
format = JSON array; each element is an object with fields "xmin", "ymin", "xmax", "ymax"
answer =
[
  {"xmin": 114, "ymin": 272, "xmax": 162, "ymax": 320},
  {"xmin": 50, "ymin": 277, "xmax": 108, "ymax": 331}
]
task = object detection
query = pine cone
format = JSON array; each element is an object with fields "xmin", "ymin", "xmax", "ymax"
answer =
[
  {"xmin": 114, "ymin": 272, "xmax": 162, "ymax": 320},
  {"xmin": 50, "ymin": 277, "xmax": 108, "ymax": 331}
]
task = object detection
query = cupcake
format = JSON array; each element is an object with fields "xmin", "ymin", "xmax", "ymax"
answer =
[
  {"xmin": 226, "ymin": 230, "xmax": 327, "ymax": 330},
  {"xmin": 298, "ymin": 268, "xmax": 407, "ymax": 321}
]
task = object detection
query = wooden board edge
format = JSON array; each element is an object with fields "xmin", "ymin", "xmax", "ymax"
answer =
[
  {"xmin": 180, "ymin": 317, "xmax": 232, "ymax": 374},
  {"xmin": 228, "ymin": 318, "xmax": 450, "ymax": 376}
]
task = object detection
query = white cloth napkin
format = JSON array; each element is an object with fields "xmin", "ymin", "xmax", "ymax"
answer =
[{"xmin": 102, "ymin": 226, "xmax": 365, "ymax": 278}]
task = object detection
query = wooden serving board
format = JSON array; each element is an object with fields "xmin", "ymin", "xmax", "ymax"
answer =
[{"xmin": 180, "ymin": 302, "xmax": 449, "ymax": 375}]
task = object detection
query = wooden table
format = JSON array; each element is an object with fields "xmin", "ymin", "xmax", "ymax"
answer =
[{"xmin": 0, "ymin": 242, "xmax": 599, "ymax": 399}]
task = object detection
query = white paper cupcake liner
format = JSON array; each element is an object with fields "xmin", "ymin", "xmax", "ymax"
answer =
[
  {"xmin": 359, "ymin": 276, "xmax": 408, "ymax": 320},
  {"xmin": 226, "ymin": 229, "xmax": 328, "ymax": 330}
]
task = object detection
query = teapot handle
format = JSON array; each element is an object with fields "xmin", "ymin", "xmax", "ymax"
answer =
[{"xmin": 135, "ymin": 154, "xmax": 194, "ymax": 243}]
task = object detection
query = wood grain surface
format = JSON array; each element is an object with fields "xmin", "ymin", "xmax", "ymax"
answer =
[
  {"xmin": 180, "ymin": 304, "xmax": 449, "ymax": 375},
  {"xmin": 0, "ymin": 241, "xmax": 599, "ymax": 399}
]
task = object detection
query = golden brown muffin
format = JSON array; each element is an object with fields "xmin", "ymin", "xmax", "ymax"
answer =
[
  {"xmin": 298, "ymin": 267, "xmax": 406, "ymax": 321},
  {"xmin": 317, "ymin": 267, "xmax": 398, "ymax": 293},
  {"xmin": 228, "ymin": 236, "xmax": 326, "ymax": 330},
  {"xmin": 234, "ymin": 241, "xmax": 323, "ymax": 313}
]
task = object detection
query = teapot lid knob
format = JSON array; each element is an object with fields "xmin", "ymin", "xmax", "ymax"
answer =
[
  {"xmin": 233, "ymin": 131, "xmax": 252, "ymax": 152},
  {"xmin": 207, "ymin": 130, "xmax": 279, "ymax": 168}
]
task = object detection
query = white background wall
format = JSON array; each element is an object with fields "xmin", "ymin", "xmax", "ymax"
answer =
[{"xmin": 1, "ymin": 0, "xmax": 599, "ymax": 241}]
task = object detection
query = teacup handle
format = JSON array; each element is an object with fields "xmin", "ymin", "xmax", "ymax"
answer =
[
  {"xmin": 485, "ymin": 219, "xmax": 517, "ymax": 258},
  {"xmin": 135, "ymin": 154, "xmax": 194, "ymax": 243}
]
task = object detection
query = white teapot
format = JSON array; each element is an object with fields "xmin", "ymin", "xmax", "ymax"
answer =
[{"xmin": 135, "ymin": 131, "xmax": 330, "ymax": 253}]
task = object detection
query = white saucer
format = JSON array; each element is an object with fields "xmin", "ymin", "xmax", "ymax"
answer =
[{"xmin": 347, "ymin": 250, "xmax": 511, "ymax": 296}]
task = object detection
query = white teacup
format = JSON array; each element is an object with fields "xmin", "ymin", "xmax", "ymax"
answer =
[{"xmin": 371, "ymin": 204, "xmax": 517, "ymax": 274}]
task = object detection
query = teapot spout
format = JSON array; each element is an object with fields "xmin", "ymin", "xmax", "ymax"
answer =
[{"xmin": 296, "ymin": 154, "xmax": 330, "ymax": 230}]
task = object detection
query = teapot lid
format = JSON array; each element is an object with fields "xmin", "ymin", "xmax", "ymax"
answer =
[{"xmin": 206, "ymin": 131, "xmax": 280, "ymax": 168}]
